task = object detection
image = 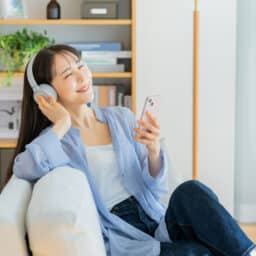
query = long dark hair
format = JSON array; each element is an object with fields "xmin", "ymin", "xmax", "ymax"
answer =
[{"xmin": 5, "ymin": 44, "xmax": 80, "ymax": 185}]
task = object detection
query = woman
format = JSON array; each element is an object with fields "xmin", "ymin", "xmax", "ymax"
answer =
[{"xmin": 6, "ymin": 44, "xmax": 256, "ymax": 256}]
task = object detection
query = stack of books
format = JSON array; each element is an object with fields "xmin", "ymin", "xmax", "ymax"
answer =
[
  {"xmin": 93, "ymin": 84, "xmax": 131, "ymax": 109},
  {"xmin": 67, "ymin": 42, "xmax": 131, "ymax": 72}
]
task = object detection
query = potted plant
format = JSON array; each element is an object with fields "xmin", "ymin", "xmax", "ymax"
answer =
[{"xmin": 0, "ymin": 28, "xmax": 55, "ymax": 86}]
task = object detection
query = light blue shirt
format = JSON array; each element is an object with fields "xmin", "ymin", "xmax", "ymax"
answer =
[{"xmin": 13, "ymin": 106, "xmax": 170, "ymax": 256}]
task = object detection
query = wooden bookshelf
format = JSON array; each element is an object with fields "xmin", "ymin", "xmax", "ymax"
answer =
[
  {"xmin": 131, "ymin": 0, "xmax": 136, "ymax": 112},
  {"xmin": 93, "ymin": 72, "xmax": 132, "ymax": 78},
  {"xmin": 0, "ymin": 0, "xmax": 136, "ymax": 150},
  {"xmin": 0, "ymin": 19, "xmax": 132, "ymax": 25},
  {"xmin": 0, "ymin": 139, "xmax": 16, "ymax": 149},
  {"xmin": 0, "ymin": 72, "xmax": 132, "ymax": 79}
]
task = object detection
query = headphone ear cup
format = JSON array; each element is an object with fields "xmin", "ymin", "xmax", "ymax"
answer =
[{"xmin": 33, "ymin": 84, "xmax": 58, "ymax": 103}]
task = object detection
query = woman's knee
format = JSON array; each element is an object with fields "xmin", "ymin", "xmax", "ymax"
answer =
[{"xmin": 170, "ymin": 180, "xmax": 219, "ymax": 203}]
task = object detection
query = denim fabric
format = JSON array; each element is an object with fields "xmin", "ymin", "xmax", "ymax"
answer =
[
  {"xmin": 165, "ymin": 180, "xmax": 255, "ymax": 256},
  {"xmin": 110, "ymin": 195, "xmax": 213, "ymax": 255},
  {"xmin": 160, "ymin": 241, "xmax": 213, "ymax": 256},
  {"xmin": 111, "ymin": 196, "xmax": 159, "ymax": 237},
  {"xmin": 111, "ymin": 180, "xmax": 256, "ymax": 256}
]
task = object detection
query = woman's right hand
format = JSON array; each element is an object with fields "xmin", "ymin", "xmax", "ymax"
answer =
[{"xmin": 37, "ymin": 95, "xmax": 71, "ymax": 139}]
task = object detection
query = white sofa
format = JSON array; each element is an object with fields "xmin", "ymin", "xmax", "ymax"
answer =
[
  {"xmin": 0, "ymin": 139, "xmax": 181, "ymax": 256},
  {"xmin": 0, "ymin": 167, "xmax": 106, "ymax": 256}
]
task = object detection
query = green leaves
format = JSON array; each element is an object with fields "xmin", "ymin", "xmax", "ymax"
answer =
[
  {"xmin": 0, "ymin": 28, "xmax": 55, "ymax": 87},
  {"xmin": 0, "ymin": 28, "xmax": 54, "ymax": 53}
]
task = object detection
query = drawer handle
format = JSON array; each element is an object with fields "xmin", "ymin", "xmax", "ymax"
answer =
[{"xmin": 90, "ymin": 8, "xmax": 108, "ymax": 15}]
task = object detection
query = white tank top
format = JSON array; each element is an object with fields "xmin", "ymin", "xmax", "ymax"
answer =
[{"xmin": 85, "ymin": 144, "xmax": 131, "ymax": 210}]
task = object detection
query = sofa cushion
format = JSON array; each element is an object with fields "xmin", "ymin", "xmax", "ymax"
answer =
[
  {"xmin": 26, "ymin": 167, "xmax": 106, "ymax": 256},
  {"xmin": 0, "ymin": 175, "xmax": 32, "ymax": 256}
]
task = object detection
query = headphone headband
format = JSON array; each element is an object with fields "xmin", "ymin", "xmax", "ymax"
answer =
[{"xmin": 27, "ymin": 55, "xmax": 39, "ymax": 91}]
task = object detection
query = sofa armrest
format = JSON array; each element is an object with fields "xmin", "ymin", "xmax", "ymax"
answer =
[
  {"xmin": 0, "ymin": 175, "xmax": 32, "ymax": 256},
  {"xmin": 27, "ymin": 167, "xmax": 106, "ymax": 256}
]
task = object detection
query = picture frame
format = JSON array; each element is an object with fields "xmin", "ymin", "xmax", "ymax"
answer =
[{"xmin": 0, "ymin": 0, "xmax": 27, "ymax": 19}]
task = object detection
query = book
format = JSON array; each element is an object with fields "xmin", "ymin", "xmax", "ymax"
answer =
[
  {"xmin": 66, "ymin": 42, "xmax": 122, "ymax": 51},
  {"xmin": 87, "ymin": 64, "xmax": 125, "ymax": 72},
  {"xmin": 92, "ymin": 84, "xmax": 131, "ymax": 108},
  {"xmin": 81, "ymin": 51, "xmax": 131, "ymax": 71},
  {"xmin": 98, "ymin": 86, "xmax": 109, "ymax": 107},
  {"xmin": 108, "ymin": 86, "xmax": 117, "ymax": 106},
  {"xmin": 92, "ymin": 86, "xmax": 99, "ymax": 106},
  {"xmin": 116, "ymin": 84, "xmax": 129, "ymax": 107},
  {"xmin": 117, "ymin": 92, "xmax": 124, "ymax": 106},
  {"xmin": 83, "ymin": 56, "xmax": 117, "ymax": 65},
  {"xmin": 124, "ymin": 95, "xmax": 132, "ymax": 109},
  {"xmin": 81, "ymin": 51, "xmax": 131, "ymax": 59},
  {"xmin": 93, "ymin": 85, "xmax": 117, "ymax": 107}
]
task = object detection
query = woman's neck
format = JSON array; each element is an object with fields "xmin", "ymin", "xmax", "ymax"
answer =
[{"xmin": 67, "ymin": 104, "xmax": 96, "ymax": 129}]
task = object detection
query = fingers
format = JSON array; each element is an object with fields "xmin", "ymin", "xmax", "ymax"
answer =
[
  {"xmin": 137, "ymin": 119, "xmax": 160, "ymax": 136},
  {"xmin": 36, "ymin": 96, "xmax": 57, "ymax": 121},
  {"xmin": 145, "ymin": 111, "xmax": 160, "ymax": 129},
  {"xmin": 134, "ymin": 120, "xmax": 160, "ymax": 143},
  {"xmin": 133, "ymin": 112, "xmax": 161, "ymax": 146},
  {"xmin": 134, "ymin": 136, "xmax": 153, "ymax": 145},
  {"xmin": 37, "ymin": 96, "xmax": 56, "ymax": 108},
  {"xmin": 134, "ymin": 127, "xmax": 156, "ymax": 140},
  {"xmin": 47, "ymin": 95, "xmax": 56, "ymax": 104}
]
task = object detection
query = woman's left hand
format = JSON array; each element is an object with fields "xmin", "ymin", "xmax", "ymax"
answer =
[{"xmin": 133, "ymin": 111, "xmax": 161, "ymax": 155}]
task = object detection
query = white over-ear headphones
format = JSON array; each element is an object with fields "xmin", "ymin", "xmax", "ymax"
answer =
[
  {"xmin": 26, "ymin": 55, "xmax": 58, "ymax": 102},
  {"xmin": 27, "ymin": 54, "xmax": 92, "ymax": 107}
]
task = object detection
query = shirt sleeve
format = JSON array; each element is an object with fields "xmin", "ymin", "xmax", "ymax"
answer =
[
  {"xmin": 13, "ymin": 128, "xmax": 70, "ymax": 182},
  {"xmin": 121, "ymin": 107, "xmax": 169, "ymax": 200}
]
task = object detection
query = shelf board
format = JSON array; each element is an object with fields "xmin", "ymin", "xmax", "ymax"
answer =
[
  {"xmin": 0, "ymin": 72, "xmax": 132, "ymax": 79},
  {"xmin": 93, "ymin": 72, "xmax": 132, "ymax": 78},
  {"xmin": 0, "ymin": 139, "xmax": 16, "ymax": 149},
  {"xmin": 0, "ymin": 19, "xmax": 132, "ymax": 25},
  {"xmin": 0, "ymin": 72, "xmax": 24, "ymax": 78}
]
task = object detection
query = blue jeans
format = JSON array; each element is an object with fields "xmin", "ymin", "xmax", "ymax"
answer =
[{"xmin": 110, "ymin": 180, "xmax": 255, "ymax": 256}]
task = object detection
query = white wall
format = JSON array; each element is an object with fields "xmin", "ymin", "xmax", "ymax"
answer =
[
  {"xmin": 136, "ymin": 0, "xmax": 237, "ymax": 214},
  {"xmin": 235, "ymin": 0, "xmax": 256, "ymax": 223}
]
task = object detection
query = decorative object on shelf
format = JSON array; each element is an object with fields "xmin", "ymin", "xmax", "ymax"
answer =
[
  {"xmin": 0, "ymin": 100, "xmax": 21, "ymax": 139},
  {"xmin": 46, "ymin": 0, "xmax": 61, "ymax": 19},
  {"xmin": 0, "ymin": 0, "xmax": 27, "ymax": 19},
  {"xmin": 192, "ymin": 0, "xmax": 199, "ymax": 180},
  {"xmin": 0, "ymin": 28, "xmax": 55, "ymax": 86},
  {"xmin": 81, "ymin": 0, "xmax": 118, "ymax": 19}
]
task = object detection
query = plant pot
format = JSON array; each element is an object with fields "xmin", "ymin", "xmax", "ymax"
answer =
[{"xmin": 0, "ymin": 50, "xmax": 33, "ymax": 72}]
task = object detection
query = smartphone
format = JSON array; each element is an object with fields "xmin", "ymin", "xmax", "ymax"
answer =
[{"xmin": 140, "ymin": 95, "xmax": 160, "ymax": 125}]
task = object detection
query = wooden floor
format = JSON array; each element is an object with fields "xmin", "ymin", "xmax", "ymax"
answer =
[{"xmin": 240, "ymin": 224, "xmax": 256, "ymax": 243}]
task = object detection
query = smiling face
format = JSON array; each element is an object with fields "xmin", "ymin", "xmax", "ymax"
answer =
[{"xmin": 51, "ymin": 51, "xmax": 94, "ymax": 107}]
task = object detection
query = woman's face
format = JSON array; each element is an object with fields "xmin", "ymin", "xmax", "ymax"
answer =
[{"xmin": 51, "ymin": 52, "xmax": 93, "ymax": 106}]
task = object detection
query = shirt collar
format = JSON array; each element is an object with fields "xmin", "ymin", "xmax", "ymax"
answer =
[{"xmin": 93, "ymin": 106, "xmax": 107, "ymax": 123}]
